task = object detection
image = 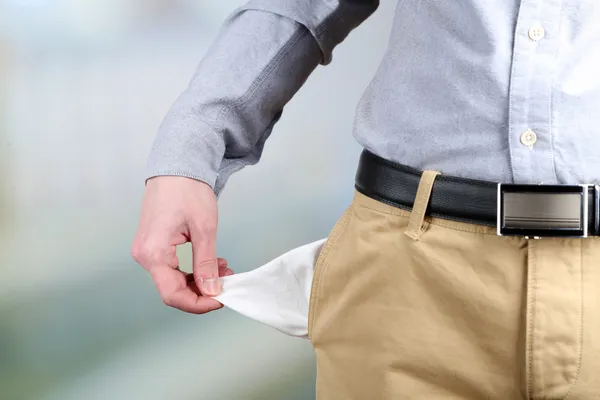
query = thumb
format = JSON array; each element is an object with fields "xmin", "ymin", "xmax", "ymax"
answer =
[{"xmin": 191, "ymin": 230, "xmax": 221, "ymax": 297}]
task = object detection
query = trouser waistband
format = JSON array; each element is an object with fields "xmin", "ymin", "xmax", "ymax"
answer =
[{"xmin": 354, "ymin": 149, "xmax": 600, "ymax": 237}]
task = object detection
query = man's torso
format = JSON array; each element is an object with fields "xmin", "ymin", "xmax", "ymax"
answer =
[{"xmin": 355, "ymin": 0, "xmax": 599, "ymax": 185}]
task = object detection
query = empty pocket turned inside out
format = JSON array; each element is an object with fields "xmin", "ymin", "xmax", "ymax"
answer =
[{"xmin": 214, "ymin": 239, "xmax": 326, "ymax": 339}]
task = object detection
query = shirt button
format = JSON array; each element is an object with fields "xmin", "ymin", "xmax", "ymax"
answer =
[
  {"xmin": 520, "ymin": 129, "xmax": 537, "ymax": 148},
  {"xmin": 528, "ymin": 25, "xmax": 545, "ymax": 41}
]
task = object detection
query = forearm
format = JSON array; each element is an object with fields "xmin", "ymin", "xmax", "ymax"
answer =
[{"xmin": 146, "ymin": 1, "xmax": 379, "ymax": 194}]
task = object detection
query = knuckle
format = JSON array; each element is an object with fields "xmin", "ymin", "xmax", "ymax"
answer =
[
  {"xmin": 160, "ymin": 292, "xmax": 175, "ymax": 307},
  {"xmin": 131, "ymin": 239, "xmax": 166, "ymax": 270},
  {"xmin": 130, "ymin": 244, "xmax": 143, "ymax": 263},
  {"xmin": 132, "ymin": 242, "xmax": 161, "ymax": 264},
  {"xmin": 162, "ymin": 296, "xmax": 174, "ymax": 307},
  {"xmin": 147, "ymin": 248, "xmax": 164, "ymax": 264}
]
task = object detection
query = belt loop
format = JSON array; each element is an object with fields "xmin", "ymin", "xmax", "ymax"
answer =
[{"xmin": 404, "ymin": 170, "xmax": 441, "ymax": 241}]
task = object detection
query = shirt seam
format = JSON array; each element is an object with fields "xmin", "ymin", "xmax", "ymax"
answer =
[
  {"xmin": 507, "ymin": 4, "xmax": 526, "ymax": 184},
  {"xmin": 145, "ymin": 171, "xmax": 215, "ymax": 186},
  {"xmin": 213, "ymin": 21, "xmax": 310, "ymax": 136},
  {"xmin": 549, "ymin": 0, "xmax": 564, "ymax": 183}
]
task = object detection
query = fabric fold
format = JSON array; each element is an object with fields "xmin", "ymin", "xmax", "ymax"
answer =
[{"xmin": 214, "ymin": 239, "xmax": 326, "ymax": 339}]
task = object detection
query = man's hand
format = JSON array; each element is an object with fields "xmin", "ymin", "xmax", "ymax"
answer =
[{"xmin": 131, "ymin": 176, "xmax": 233, "ymax": 314}]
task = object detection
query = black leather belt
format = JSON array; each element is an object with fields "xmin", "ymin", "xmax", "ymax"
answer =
[{"xmin": 355, "ymin": 150, "xmax": 600, "ymax": 238}]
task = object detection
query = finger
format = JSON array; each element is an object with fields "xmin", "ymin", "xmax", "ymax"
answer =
[
  {"xmin": 218, "ymin": 257, "xmax": 228, "ymax": 268},
  {"xmin": 195, "ymin": 260, "xmax": 221, "ymax": 296},
  {"xmin": 191, "ymin": 233, "xmax": 220, "ymax": 296},
  {"xmin": 151, "ymin": 266, "xmax": 222, "ymax": 314},
  {"xmin": 218, "ymin": 262, "xmax": 233, "ymax": 275},
  {"xmin": 184, "ymin": 265, "xmax": 233, "ymax": 296},
  {"xmin": 185, "ymin": 273, "xmax": 202, "ymax": 297},
  {"xmin": 185, "ymin": 265, "xmax": 233, "ymax": 282}
]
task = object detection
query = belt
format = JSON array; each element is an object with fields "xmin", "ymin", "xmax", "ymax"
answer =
[{"xmin": 354, "ymin": 150, "xmax": 600, "ymax": 238}]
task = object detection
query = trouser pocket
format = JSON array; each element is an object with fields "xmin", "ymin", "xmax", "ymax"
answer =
[
  {"xmin": 216, "ymin": 204, "xmax": 355, "ymax": 339},
  {"xmin": 307, "ymin": 205, "xmax": 355, "ymax": 340},
  {"xmin": 215, "ymin": 239, "xmax": 326, "ymax": 339}
]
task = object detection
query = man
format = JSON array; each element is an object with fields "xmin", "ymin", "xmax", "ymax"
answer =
[{"xmin": 132, "ymin": 1, "xmax": 600, "ymax": 398}]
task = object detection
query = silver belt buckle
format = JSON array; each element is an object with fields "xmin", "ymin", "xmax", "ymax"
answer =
[{"xmin": 497, "ymin": 184, "xmax": 592, "ymax": 238}]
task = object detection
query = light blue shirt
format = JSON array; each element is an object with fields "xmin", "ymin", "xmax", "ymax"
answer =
[{"xmin": 146, "ymin": 0, "xmax": 600, "ymax": 194}]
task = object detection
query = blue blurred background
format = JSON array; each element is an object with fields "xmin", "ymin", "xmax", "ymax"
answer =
[{"xmin": 0, "ymin": 1, "xmax": 395, "ymax": 399}]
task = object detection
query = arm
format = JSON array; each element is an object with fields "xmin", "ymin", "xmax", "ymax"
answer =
[
  {"xmin": 146, "ymin": 0, "xmax": 380, "ymax": 194},
  {"xmin": 133, "ymin": 1, "xmax": 379, "ymax": 314}
]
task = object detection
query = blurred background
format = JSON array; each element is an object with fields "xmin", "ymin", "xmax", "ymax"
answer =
[{"xmin": 0, "ymin": 1, "xmax": 395, "ymax": 399}]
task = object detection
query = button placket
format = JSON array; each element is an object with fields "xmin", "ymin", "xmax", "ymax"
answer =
[{"xmin": 507, "ymin": 0, "xmax": 561, "ymax": 184}]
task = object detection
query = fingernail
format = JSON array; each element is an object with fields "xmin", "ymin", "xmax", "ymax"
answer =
[{"xmin": 199, "ymin": 277, "xmax": 221, "ymax": 296}]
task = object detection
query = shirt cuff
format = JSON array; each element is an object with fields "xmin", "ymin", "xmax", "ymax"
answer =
[{"xmin": 145, "ymin": 115, "xmax": 225, "ymax": 190}]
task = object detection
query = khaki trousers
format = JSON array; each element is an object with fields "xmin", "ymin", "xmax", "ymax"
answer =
[{"xmin": 309, "ymin": 174, "xmax": 600, "ymax": 399}]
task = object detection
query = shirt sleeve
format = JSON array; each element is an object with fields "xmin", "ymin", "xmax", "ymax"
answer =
[{"xmin": 145, "ymin": 1, "xmax": 380, "ymax": 194}]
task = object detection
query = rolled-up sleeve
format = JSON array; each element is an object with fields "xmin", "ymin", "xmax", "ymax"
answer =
[{"xmin": 145, "ymin": 1, "xmax": 379, "ymax": 194}]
